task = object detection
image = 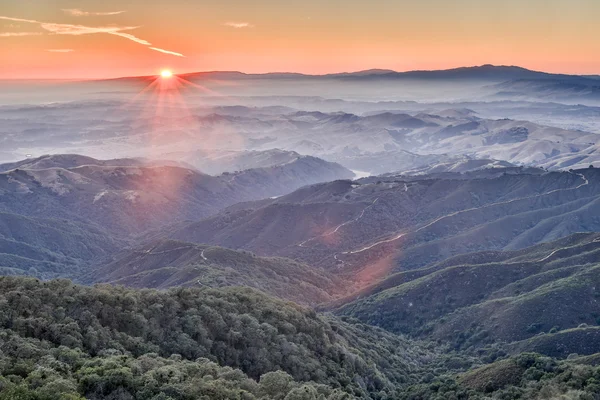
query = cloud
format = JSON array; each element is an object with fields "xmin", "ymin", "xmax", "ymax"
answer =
[
  {"xmin": 62, "ymin": 9, "xmax": 126, "ymax": 17},
  {"xmin": 0, "ymin": 15, "xmax": 184, "ymax": 56},
  {"xmin": 0, "ymin": 31, "xmax": 42, "ymax": 37},
  {"xmin": 224, "ymin": 22, "xmax": 254, "ymax": 28},
  {"xmin": 47, "ymin": 49, "xmax": 74, "ymax": 53},
  {"xmin": 149, "ymin": 47, "xmax": 185, "ymax": 57},
  {"xmin": 0, "ymin": 16, "xmax": 39, "ymax": 24},
  {"xmin": 108, "ymin": 31, "xmax": 151, "ymax": 45},
  {"xmin": 0, "ymin": 16, "xmax": 140, "ymax": 40},
  {"xmin": 38, "ymin": 22, "xmax": 140, "ymax": 37}
]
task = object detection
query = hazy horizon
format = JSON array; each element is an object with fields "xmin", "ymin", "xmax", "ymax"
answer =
[
  {"xmin": 1, "ymin": 63, "xmax": 598, "ymax": 82},
  {"xmin": 2, "ymin": 0, "xmax": 600, "ymax": 79}
]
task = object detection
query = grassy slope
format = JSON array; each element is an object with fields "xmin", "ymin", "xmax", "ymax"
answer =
[{"xmin": 334, "ymin": 232, "xmax": 600, "ymax": 356}]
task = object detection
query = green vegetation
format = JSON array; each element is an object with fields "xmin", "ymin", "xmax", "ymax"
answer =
[
  {"xmin": 0, "ymin": 347, "xmax": 353, "ymax": 400},
  {"xmin": 3, "ymin": 156, "xmax": 600, "ymax": 399},
  {"xmin": 0, "ymin": 212, "xmax": 119, "ymax": 279},
  {"xmin": 0, "ymin": 276, "xmax": 432, "ymax": 399},
  {"xmin": 335, "ymin": 234, "xmax": 600, "ymax": 357},
  {"xmin": 399, "ymin": 353, "xmax": 600, "ymax": 399},
  {"xmin": 84, "ymin": 240, "xmax": 345, "ymax": 305}
]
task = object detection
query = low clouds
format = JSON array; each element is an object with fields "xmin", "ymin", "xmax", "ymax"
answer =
[
  {"xmin": 47, "ymin": 49, "xmax": 74, "ymax": 53},
  {"xmin": 224, "ymin": 22, "xmax": 254, "ymax": 28},
  {"xmin": 62, "ymin": 9, "xmax": 126, "ymax": 17},
  {"xmin": 0, "ymin": 15, "xmax": 184, "ymax": 57}
]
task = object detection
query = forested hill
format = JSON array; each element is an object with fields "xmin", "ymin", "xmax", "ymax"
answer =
[
  {"xmin": 82, "ymin": 239, "xmax": 346, "ymax": 305},
  {"xmin": 0, "ymin": 276, "xmax": 435, "ymax": 399},
  {"xmin": 4, "ymin": 276, "xmax": 600, "ymax": 399},
  {"xmin": 333, "ymin": 232, "xmax": 600, "ymax": 359}
]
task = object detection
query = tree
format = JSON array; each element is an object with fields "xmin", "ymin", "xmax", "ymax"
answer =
[{"xmin": 259, "ymin": 371, "xmax": 295, "ymax": 399}]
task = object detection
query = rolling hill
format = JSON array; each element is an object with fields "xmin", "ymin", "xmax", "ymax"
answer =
[
  {"xmin": 332, "ymin": 232, "xmax": 600, "ymax": 357},
  {"xmin": 4, "ymin": 95, "xmax": 600, "ymax": 175},
  {"xmin": 0, "ymin": 276, "xmax": 436, "ymax": 399},
  {"xmin": 0, "ymin": 211, "xmax": 120, "ymax": 278},
  {"xmin": 169, "ymin": 167, "xmax": 600, "ymax": 290},
  {"xmin": 0, "ymin": 154, "xmax": 352, "ymax": 234},
  {"xmin": 83, "ymin": 239, "xmax": 346, "ymax": 305},
  {"xmin": 0, "ymin": 154, "xmax": 352, "ymax": 278}
]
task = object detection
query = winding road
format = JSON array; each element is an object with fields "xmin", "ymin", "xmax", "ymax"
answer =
[
  {"xmin": 342, "ymin": 172, "xmax": 589, "ymax": 257},
  {"xmin": 297, "ymin": 197, "xmax": 380, "ymax": 247},
  {"xmin": 296, "ymin": 172, "xmax": 590, "ymax": 263}
]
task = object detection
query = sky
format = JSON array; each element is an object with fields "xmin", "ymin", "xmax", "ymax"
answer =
[{"xmin": 0, "ymin": 0, "xmax": 599, "ymax": 79}]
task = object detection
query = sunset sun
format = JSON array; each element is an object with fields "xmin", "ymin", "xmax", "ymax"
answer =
[{"xmin": 160, "ymin": 70, "xmax": 173, "ymax": 78}]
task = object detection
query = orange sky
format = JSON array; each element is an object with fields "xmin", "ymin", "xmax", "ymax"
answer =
[{"xmin": 1, "ymin": 0, "xmax": 599, "ymax": 79}]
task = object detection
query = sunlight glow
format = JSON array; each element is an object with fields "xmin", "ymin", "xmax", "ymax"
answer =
[{"xmin": 160, "ymin": 70, "xmax": 173, "ymax": 78}]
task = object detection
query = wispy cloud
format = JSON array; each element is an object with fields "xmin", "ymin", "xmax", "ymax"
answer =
[
  {"xmin": 0, "ymin": 15, "xmax": 184, "ymax": 56},
  {"xmin": 62, "ymin": 9, "xmax": 126, "ymax": 17},
  {"xmin": 108, "ymin": 31, "xmax": 151, "ymax": 45},
  {"xmin": 0, "ymin": 31, "xmax": 42, "ymax": 37},
  {"xmin": 0, "ymin": 16, "xmax": 43, "ymax": 24},
  {"xmin": 149, "ymin": 47, "xmax": 185, "ymax": 57},
  {"xmin": 47, "ymin": 49, "xmax": 74, "ymax": 53},
  {"xmin": 224, "ymin": 22, "xmax": 254, "ymax": 28}
]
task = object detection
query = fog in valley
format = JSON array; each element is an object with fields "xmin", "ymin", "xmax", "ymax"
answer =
[{"xmin": 2, "ymin": 66, "xmax": 599, "ymax": 174}]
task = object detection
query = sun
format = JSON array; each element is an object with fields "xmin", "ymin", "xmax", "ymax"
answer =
[{"xmin": 160, "ymin": 70, "xmax": 173, "ymax": 78}]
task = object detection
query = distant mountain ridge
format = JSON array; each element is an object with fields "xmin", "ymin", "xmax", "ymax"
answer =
[{"xmin": 107, "ymin": 65, "xmax": 587, "ymax": 82}]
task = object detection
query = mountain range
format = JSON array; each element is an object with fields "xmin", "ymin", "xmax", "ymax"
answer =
[
  {"xmin": 167, "ymin": 166, "xmax": 600, "ymax": 289},
  {"xmin": 4, "ymin": 98, "xmax": 599, "ymax": 175},
  {"xmin": 0, "ymin": 154, "xmax": 352, "ymax": 277},
  {"xmin": 120, "ymin": 65, "xmax": 592, "ymax": 83},
  {"xmin": 3, "ymin": 63, "xmax": 600, "ymax": 399}
]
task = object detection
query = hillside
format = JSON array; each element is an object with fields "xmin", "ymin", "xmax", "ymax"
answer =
[
  {"xmin": 0, "ymin": 154, "xmax": 352, "ymax": 278},
  {"xmin": 1, "ymin": 276, "xmax": 598, "ymax": 399},
  {"xmin": 491, "ymin": 77, "xmax": 600, "ymax": 103},
  {"xmin": 0, "ymin": 154, "xmax": 352, "ymax": 234},
  {"xmin": 169, "ymin": 167, "xmax": 600, "ymax": 289},
  {"xmin": 0, "ymin": 276, "xmax": 435, "ymax": 399},
  {"xmin": 0, "ymin": 154, "xmax": 134, "ymax": 172},
  {"xmin": 333, "ymin": 232, "xmax": 600, "ymax": 357},
  {"xmin": 0, "ymin": 212, "xmax": 120, "ymax": 278},
  {"xmin": 83, "ymin": 239, "xmax": 346, "ymax": 305},
  {"xmin": 0, "ymin": 153, "xmax": 196, "ymax": 173},
  {"xmin": 160, "ymin": 148, "xmax": 307, "ymax": 175},
  {"xmin": 400, "ymin": 352, "xmax": 600, "ymax": 399}
]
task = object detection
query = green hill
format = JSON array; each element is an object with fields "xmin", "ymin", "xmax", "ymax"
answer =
[
  {"xmin": 0, "ymin": 276, "xmax": 435, "ymax": 399},
  {"xmin": 334, "ymin": 232, "xmax": 600, "ymax": 357},
  {"xmin": 0, "ymin": 212, "xmax": 120, "ymax": 278},
  {"xmin": 399, "ymin": 352, "xmax": 600, "ymax": 399},
  {"xmin": 83, "ymin": 239, "xmax": 347, "ymax": 305}
]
